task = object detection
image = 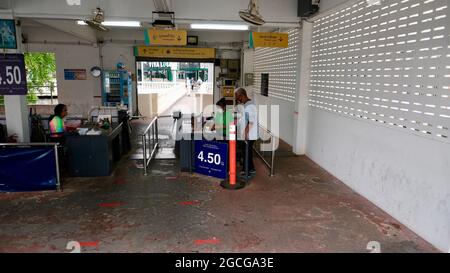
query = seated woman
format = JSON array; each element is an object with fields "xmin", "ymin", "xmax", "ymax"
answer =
[{"xmin": 48, "ymin": 104, "xmax": 68, "ymax": 143}]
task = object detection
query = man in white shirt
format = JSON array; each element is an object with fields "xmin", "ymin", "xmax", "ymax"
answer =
[
  {"xmin": 235, "ymin": 88, "xmax": 258, "ymax": 178},
  {"xmin": 186, "ymin": 77, "xmax": 191, "ymax": 96}
]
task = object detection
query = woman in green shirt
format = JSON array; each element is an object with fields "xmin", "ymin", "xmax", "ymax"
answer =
[{"xmin": 211, "ymin": 98, "xmax": 233, "ymax": 140}]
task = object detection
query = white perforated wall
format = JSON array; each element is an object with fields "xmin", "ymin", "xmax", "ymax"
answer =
[
  {"xmin": 309, "ymin": 0, "xmax": 450, "ymax": 142},
  {"xmin": 254, "ymin": 28, "xmax": 301, "ymax": 103}
]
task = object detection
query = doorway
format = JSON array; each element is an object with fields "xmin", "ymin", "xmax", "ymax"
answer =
[{"xmin": 136, "ymin": 61, "xmax": 214, "ymax": 117}]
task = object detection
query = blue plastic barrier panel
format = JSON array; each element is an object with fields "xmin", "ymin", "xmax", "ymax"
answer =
[
  {"xmin": 194, "ymin": 141, "xmax": 228, "ymax": 180},
  {"xmin": 0, "ymin": 146, "xmax": 58, "ymax": 192}
]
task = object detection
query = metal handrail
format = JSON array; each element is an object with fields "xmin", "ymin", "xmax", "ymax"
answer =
[
  {"xmin": 29, "ymin": 85, "xmax": 58, "ymax": 95},
  {"xmin": 142, "ymin": 116, "xmax": 159, "ymax": 175},
  {"xmin": 0, "ymin": 142, "xmax": 61, "ymax": 191},
  {"xmin": 109, "ymin": 122, "xmax": 123, "ymax": 137},
  {"xmin": 28, "ymin": 85, "xmax": 58, "ymax": 106},
  {"xmin": 88, "ymin": 106, "xmax": 121, "ymax": 120},
  {"xmin": 254, "ymin": 125, "xmax": 277, "ymax": 177},
  {"xmin": 0, "ymin": 142, "xmax": 57, "ymax": 146}
]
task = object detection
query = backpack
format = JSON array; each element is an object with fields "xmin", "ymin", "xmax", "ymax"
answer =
[
  {"xmin": 30, "ymin": 108, "xmax": 47, "ymax": 142},
  {"xmin": 0, "ymin": 123, "xmax": 6, "ymax": 143}
]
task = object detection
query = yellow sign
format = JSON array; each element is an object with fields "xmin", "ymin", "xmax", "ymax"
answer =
[
  {"xmin": 135, "ymin": 46, "xmax": 216, "ymax": 60},
  {"xmin": 145, "ymin": 29, "xmax": 187, "ymax": 46},
  {"xmin": 222, "ymin": 86, "xmax": 235, "ymax": 98},
  {"xmin": 250, "ymin": 32, "xmax": 289, "ymax": 48}
]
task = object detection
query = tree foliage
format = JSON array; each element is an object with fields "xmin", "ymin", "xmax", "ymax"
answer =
[
  {"xmin": 24, "ymin": 52, "xmax": 56, "ymax": 90},
  {"xmin": 25, "ymin": 52, "xmax": 56, "ymax": 103}
]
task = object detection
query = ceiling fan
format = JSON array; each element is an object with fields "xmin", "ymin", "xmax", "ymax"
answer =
[
  {"xmin": 239, "ymin": 0, "xmax": 265, "ymax": 26},
  {"xmin": 84, "ymin": 7, "xmax": 109, "ymax": 31}
]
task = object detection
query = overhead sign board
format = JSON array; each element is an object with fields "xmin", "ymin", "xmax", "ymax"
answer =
[
  {"xmin": 145, "ymin": 29, "xmax": 187, "ymax": 46},
  {"xmin": 249, "ymin": 32, "xmax": 289, "ymax": 48},
  {"xmin": 135, "ymin": 46, "xmax": 216, "ymax": 60},
  {"xmin": 0, "ymin": 53, "xmax": 28, "ymax": 95}
]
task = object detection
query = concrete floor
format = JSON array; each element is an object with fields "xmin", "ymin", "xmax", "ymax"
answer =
[{"xmin": 0, "ymin": 119, "xmax": 439, "ymax": 253}]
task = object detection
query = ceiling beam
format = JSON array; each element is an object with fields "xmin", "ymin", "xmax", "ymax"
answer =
[{"xmin": 0, "ymin": 0, "xmax": 11, "ymax": 9}]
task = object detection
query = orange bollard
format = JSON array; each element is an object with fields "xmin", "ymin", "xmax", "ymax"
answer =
[
  {"xmin": 229, "ymin": 122, "xmax": 236, "ymax": 185},
  {"xmin": 221, "ymin": 122, "xmax": 245, "ymax": 190}
]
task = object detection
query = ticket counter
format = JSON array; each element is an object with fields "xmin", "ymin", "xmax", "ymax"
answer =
[{"xmin": 66, "ymin": 123, "xmax": 123, "ymax": 177}]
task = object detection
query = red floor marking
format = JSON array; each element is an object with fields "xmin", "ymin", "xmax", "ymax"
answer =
[
  {"xmin": 177, "ymin": 200, "xmax": 200, "ymax": 206},
  {"xmin": 79, "ymin": 241, "xmax": 100, "ymax": 247},
  {"xmin": 113, "ymin": 179, "xmax": 127, "ymax": 185},
  {"xmin": 98, "ymin": 202, "xmax": 126, "ymax": 208},
  {"xmin": 194, "ymin": 238, "xmax": 220, "ymax": 245}
]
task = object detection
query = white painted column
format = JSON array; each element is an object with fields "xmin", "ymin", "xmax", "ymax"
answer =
[
  {"xmin": 293, "ymin": 21, "xmax": 313, "ymax": 155},
  {"xmin": 2, "ymin": 14, "xmax": 30, "ymax": 142},
  {"xmin": 4, "ymin": 96, "xmax": 29, "ymax": 142},
  {"xmin": 242, "ymin": 48, "xmax": 254, "ymax": 97}
]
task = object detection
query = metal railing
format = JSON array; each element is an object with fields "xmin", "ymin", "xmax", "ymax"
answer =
[
  {"xmin": 254, "ymin": 125, "xmax": 277, "ymax": 177},
  {"xmin": 137, "ymin": 81, "xmax": 178, "ymax": 92},
  {"xmin": 28, "ymin": 85, "xmax": 58, "ymax": 106},
  {"xmin": 142, "ymin": 116, "xmax": 159, "ymax": 175},
  {"xmin": 197, "ymin": 82, "xmax": 213, "ymax": 94},
  {"xmin": 88, "ymin": 106, "xmax": 119, "ymax": 122}
]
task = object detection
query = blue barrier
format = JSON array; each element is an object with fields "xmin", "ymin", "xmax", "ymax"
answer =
[{"xmin": 0, "ymin": 143, "xmax": 60, "ymax": 192}]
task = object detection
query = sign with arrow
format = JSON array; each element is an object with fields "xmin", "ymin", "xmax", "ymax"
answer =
[
  {"xmin": 249, "ymin": 32, "xmax": 289, "ymax": 48},
  {"xmin": 145, "ymin": 29, "xmax": 187, "ymax": 46},
  {"xmin": 135, "ymin": 46, "xmax": 215, "ymax": 60}
]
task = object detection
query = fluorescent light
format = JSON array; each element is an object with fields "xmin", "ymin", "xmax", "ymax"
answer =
[
  {"xmin": 103, "ymin": 21, "xmax": 141, "ymax": 27},
  {"xmin": 190, "ymin": 23, "xmax": 249, "ymax": 30},
  {"xmin": 77, "ymin": 20, "xmax": 141, "ymax": 27}
]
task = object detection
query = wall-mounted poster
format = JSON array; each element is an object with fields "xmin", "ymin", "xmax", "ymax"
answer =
[
  {"xmin": 64, "ymin": 69, "xmax": 87, "ymax": 80},
  {"xmin": 222, "ymin": 86, "xmax": 235, "ymax": 98},
  {"xmin": 0, "ymin": 19, "xmax": 17, "ymax": 49}
]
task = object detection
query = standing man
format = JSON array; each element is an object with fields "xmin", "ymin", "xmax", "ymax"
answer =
[
  {"xmin": 235, "ymin": 88, "xmax": 258, "ymax": 178},
  {"xmin": 186, "ymin": 77, "xmax": 191, "ymax": 96},
  {"xmin": 190, "ymin": 78, "xmax": 195, "ymax": 93}
]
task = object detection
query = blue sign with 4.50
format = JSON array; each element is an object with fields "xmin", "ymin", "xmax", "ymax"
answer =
[
  {"xmin": 195, "ymin": 141, "xmax": 228, "ymax": 180},
  {"xmin": 0, "ymin": 53, "xmax": 28, "ymax": 95}
]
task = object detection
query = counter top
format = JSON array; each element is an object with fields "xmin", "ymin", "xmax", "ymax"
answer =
[{"xmin": 69, "ymin": 122, "xmax": 123, "ymax": 138}]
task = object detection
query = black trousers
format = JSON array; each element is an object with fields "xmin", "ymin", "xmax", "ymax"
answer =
[
  {"xmin": 239, "ymin": 140, "xmax": 255, "ymax": 172},
  {"xmin": 48, "ymin": 136, "xmax": 67, "ymax": 171}
]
